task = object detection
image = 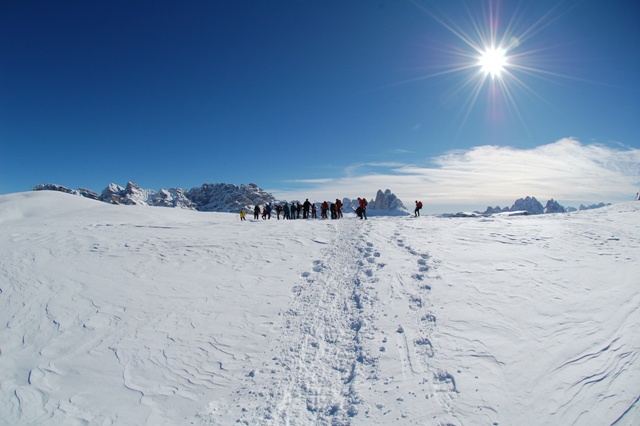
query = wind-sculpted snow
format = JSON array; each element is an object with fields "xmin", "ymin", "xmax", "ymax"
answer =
[{"xmin": 1, "ymin": 191, "xmax": 639, "ymax": 425}]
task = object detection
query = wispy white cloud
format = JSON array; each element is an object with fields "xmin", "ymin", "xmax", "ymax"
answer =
[
  {"xmin": 271, "ymin": 139, "xmax": 640, "ymax": 212},
  {"xmin": 284, "ymin": 178, "xmax": 334, "ymax": 184}
]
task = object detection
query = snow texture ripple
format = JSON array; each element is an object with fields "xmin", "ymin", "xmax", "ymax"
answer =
[{"xmin": 1, "ymin": 191, "xmax": 639, "ymax": 426}]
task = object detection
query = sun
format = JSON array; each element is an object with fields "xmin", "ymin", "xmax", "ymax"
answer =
[
  {"xmin": 478, "ymin": 46, "xmax": 507, "ymax": 79},
  {"xmin": 406, "ymin": 0, "xmax": 572, "ymax": 139}
]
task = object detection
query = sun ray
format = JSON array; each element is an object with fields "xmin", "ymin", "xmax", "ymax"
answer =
[{"xmin": 404, "ymin": 0, "xmax": 586, "ymax": 140}]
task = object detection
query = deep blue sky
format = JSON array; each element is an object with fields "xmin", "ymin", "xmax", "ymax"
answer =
[{"xmin": 1, "ymin": 0, "xmax": 639, "ymax": 211}]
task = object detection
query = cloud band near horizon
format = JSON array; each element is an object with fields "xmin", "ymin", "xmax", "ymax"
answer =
[{"xmin": 271, "ymin": 138, "xmax": 640, "ymax": 212}]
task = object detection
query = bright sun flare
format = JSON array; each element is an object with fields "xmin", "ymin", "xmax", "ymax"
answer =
[
  {"xmin": 478, "ymin": 46, "xmax": 507, "ymax": 79},
  {"xmin": 411, "ymin": 0, "xmax": 574, "ymax": 140}
]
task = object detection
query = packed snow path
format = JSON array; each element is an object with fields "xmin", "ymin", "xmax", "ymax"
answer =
[
  {"xmin": 1, "ymin": 192, "xmax": 639, "ymax": 425},
  {"xmin": 222, "ymin": 218, "xmax": 458, "ymax": 425}
]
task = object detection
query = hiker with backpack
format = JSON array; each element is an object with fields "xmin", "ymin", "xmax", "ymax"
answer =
[
  {"xmin": 283, "ymin": 202, "xmax": 290, "ymax": 220},
  {"xmin": 358, "ymin": 197, "xmax": 368, "ymax": 220},
  {"xmin": 414, "ymin": 200, "xmax": 423, "ymax": 217},
  {"xmin": 321, "ymin": 201, "xmax": 329, "ymax": 219}
]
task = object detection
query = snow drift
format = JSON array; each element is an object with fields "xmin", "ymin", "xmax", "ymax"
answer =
[{"xmin": 1, "ymin": 191, "xmax": 638, "ymax": 425}]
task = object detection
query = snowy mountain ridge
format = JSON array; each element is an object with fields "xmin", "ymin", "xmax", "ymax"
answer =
[
  {"xmin": 341, "ymin": 189, "xmax": 410, "ymax": 216},
  {"xmin": 451, "ymin": 195, "xmax": 611, "ymax": 217},
  {"xmin": 34, "ymin": 183, "xmax": 610, "ymax": 216},
  {"xmin": 33, "ymin": 182, "xmax": 410, "ymax": 215},
  {"xmin": 34, "ymin": 182, "xmax": 278, "ymax": 213}
]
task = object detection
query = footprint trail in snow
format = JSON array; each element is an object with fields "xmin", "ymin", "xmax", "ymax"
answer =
[{"xmin": 222, "ymin": 218, "xmax": 459, "ymax": 425}]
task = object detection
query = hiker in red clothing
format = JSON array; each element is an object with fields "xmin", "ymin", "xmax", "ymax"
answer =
[
  {"xmin": 321, "ymin": 201, "xmax": 329, "ymax": 219},
  {"xmin": 414, "ymin": 200, "xmax": 423, "ymax": 217},
  {"xmin": 357, "ymin": 197, "xmax": 368, "ymax": 220}
]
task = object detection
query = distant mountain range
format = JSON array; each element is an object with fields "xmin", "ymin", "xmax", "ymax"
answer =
[
  {"xmin": 443, "ymin": 196, "xmax": 610, "ymax": 218},
  {"xmin": 33, "ymin": 182, "xmax": 410, "ymax": 215},
  {"xmin": 33, "ymin": 183, "xmax": 608, "ymax": 217},
  {"xmin": 34, "ymin": 182, "xmax": 277, "ymax": 212}
]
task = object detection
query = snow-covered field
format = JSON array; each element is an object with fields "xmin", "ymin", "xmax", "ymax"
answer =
[{"xmin": 1, "ymin": 190, "xmax": 639, "ymax": 425}]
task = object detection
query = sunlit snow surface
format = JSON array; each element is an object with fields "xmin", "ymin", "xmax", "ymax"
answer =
[{"xmin": 1, "ymin": 191, "xmax": 639, "ymax": 425}]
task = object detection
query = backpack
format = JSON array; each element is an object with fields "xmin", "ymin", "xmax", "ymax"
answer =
[{"xmin": 418, "ymin": 201, "xmax": 423, "ymax": 209}]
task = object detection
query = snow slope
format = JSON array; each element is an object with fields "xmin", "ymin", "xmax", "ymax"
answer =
[{"xmin": 1, "ymin": 191, "xmax": 638, "ymax": 425}]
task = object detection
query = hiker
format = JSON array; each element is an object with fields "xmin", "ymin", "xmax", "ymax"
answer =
[
  {"xmin": 283, "ymin": 202, "xmax": 290, "ymax": 220},
  {"xmin": 336, "ymin": 199, "xmax": 343, "ymax": 218},
  {"xmin": 358, "ymin": 197, "xmax": 368, "ymax": 220},
  {"xmin": 296, "ymin": 202, "xmax": 302, "ymax": 219},
  {"xmin": 414, "ymin": 200, "xmax": 423, "ymax": 217},
  {"xmin": 321, "ymin": 201, "xmax": 329, "ymax": 219},
  {"xmin": 276, "ymin": 204, "xmax": 283, "ymax": 220},
  {"xmin": 240, "ymin": 208, "xmax": 246, "ymax": 221},
  {"xmin": 303, "ymin": 199, "xmax": 311, "ymax": 219},
  {"xmin": 254, "ymin": 204, "xmax": 260, "ymax": 220},
  {"xmin": 311, "ymin": 203, "xmax": 317, "ymax": 219},
  {"xmin": 290, "ymin": 202, "xmax": 297, "ymax": 220}
]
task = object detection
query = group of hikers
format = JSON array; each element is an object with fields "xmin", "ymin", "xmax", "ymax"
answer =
[
  {"xmin": 238, "ymin": 197, "xmax": 425, "ymax": 220},
  {"xmin": 239, "ymin": 198, "xmax": 371, "ymax": 221}
]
